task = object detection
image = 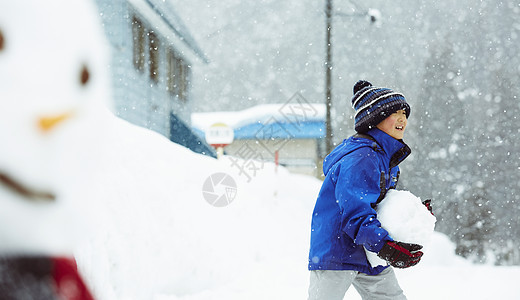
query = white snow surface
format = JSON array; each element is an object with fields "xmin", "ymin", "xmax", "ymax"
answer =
[
  {"xmin": 75, "ymin": 117, "xmax": 520, "ymax": 300},
  {"xmin": 365, "ymin": 189, "xmax": 437, "ymax": 268}
]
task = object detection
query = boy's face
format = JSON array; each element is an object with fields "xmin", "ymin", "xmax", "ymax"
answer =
[{"xmin": 376, "ymin": 110, "xmax": 407, "ymax": 140}]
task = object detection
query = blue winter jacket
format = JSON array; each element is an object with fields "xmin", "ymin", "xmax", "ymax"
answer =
[{"xmin": 308, "ymin": 128, "xmax": 411, "ymax": 275}]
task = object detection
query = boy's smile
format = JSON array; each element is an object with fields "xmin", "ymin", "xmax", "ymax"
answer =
[{"xmin": 376, "ymin": 110, "xmax": 407, "ymax": 140}]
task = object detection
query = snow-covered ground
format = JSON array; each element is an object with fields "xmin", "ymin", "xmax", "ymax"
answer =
[{"xmin": 72, "ymin": 113, "xmax": 520, "ymax": 300}]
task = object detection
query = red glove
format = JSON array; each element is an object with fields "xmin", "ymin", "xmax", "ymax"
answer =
[{"xmin": 377, "ymin": 241, "xmax": 424, "ymax": 268}]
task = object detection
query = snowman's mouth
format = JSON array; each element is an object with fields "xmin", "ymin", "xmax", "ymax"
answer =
[{"xmin": 0, "ymin": 172, "xmax": 56, "ymax": 202}]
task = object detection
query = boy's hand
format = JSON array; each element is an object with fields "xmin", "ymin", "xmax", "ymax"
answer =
[{"xmin": 377, "ymin": 241, "xmax": 423, "ymax": 268}]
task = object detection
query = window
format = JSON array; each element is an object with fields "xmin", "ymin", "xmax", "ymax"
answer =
[
  {"xmin": 167, "ymin": 48, "xmax": 190, "ymax": 102},
  {"xmin": 148, "ymin": 31, "xmax": 159, "ymax": 82},
  {"xmin": 179, "ymin": 61, "xmax": 191, "ymax": 102},
  {"xmin": 167, "ymin": 49, "xmax": 178, "ymax": 95},
  {"xmin": 131, "ymin": 16, "xmax": 145, "ymax": 72}
]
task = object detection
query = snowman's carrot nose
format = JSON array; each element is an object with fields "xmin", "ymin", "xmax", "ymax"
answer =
[{"xmin": 38, "ymin": 112, "xmax": 73, "ymax": 132}]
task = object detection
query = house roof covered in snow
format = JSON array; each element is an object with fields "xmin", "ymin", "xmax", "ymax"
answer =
[{"xmin": 191, "ymin": 101, "xmax": 326, "ymax": 140}]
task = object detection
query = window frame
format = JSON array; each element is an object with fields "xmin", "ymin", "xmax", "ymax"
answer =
[
  {"xmin": 131, "ymin": 16, "xmax": 145, "ymax": 72},
  {"xmin": 148, "ymin": 30, "xmax": 159, "ymax": 82}
]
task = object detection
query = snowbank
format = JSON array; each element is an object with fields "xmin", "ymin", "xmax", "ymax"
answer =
[
  {"xmin": 74, "ymin": 114, "xmax": 320, "ymax": 299},
  {"xmin": 75, "ymin": 114, "xmax": 520, "ymax": 299}
]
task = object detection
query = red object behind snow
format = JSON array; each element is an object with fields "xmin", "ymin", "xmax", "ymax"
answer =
[{"xmin": 52, "ymin": 257, "xmax": 95, "ymax": 300}]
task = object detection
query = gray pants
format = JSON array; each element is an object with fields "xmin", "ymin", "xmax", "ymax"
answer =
[{"xmin": 308, "ymin": 267, "xmax": 406, "ymax": 300}]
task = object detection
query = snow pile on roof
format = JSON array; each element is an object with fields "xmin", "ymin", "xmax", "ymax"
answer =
[{"xmin": 191, "ymin": 102, "xmax": 326, "ymax": 131}]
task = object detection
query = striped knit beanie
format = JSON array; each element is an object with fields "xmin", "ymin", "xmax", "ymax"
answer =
[{"xmin": 351, "ymin": 80, "xmax": 410, "ymax": 133}]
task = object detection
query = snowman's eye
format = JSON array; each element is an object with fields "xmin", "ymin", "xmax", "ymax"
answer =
[
  {"xmin": 80, "ymin": 64, "xmax": 90, "ymax": 86},
  {"xmin": 0, "ymin": 29, "xmax": 5, "ymax": 52}
]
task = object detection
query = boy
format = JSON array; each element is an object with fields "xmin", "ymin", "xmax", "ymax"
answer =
[{"xmin": 308, "ymin": 80, "xmax": 423, "ymax": 300}]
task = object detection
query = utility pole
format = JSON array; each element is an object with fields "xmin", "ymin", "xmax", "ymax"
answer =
[
  {"xmin": 323, "ymin": 1, "xmax": 379, "ymax": 156},
  {"xmin": 325, "ymin": 0, "xmax": 333, "ymax": 155}
]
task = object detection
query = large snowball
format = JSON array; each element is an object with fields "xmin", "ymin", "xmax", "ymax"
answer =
[{"xmin": 365, "ymin": 189, "xmax": 437, "ymax": 268}]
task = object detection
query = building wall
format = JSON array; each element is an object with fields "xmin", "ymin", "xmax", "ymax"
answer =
[
  {"xmin": 94, "ymin": 0, "xmax": 192, "ymax": 138},
  {"xmin": 225, "ymin": 139, "xmax": 321, "ymax": 177}
]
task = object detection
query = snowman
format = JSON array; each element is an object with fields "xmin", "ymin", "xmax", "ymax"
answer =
[
  {"xmin": 365, "ymin": 190, "xmax": 437, "ymax": 268},
  {"xmin": 0, "ymin": 0, "xmax": 112, "ymax": 298}
]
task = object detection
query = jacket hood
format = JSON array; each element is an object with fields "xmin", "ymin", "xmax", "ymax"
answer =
[
  {"xmin": 322, "ymin": 128, "xmax": 410, "ymax": 176},
  {"xmin": 322, "ymin": 136, "xmax": 373, "ymax": 176}
]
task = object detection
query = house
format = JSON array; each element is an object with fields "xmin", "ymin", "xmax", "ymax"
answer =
[
  {"xmin": 94, "ymin": 0, "xmax": 216, "ymax": 157},
  {"xmin": 192, "ymin": 94, "xmax": 326, "ymax": 177}
]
